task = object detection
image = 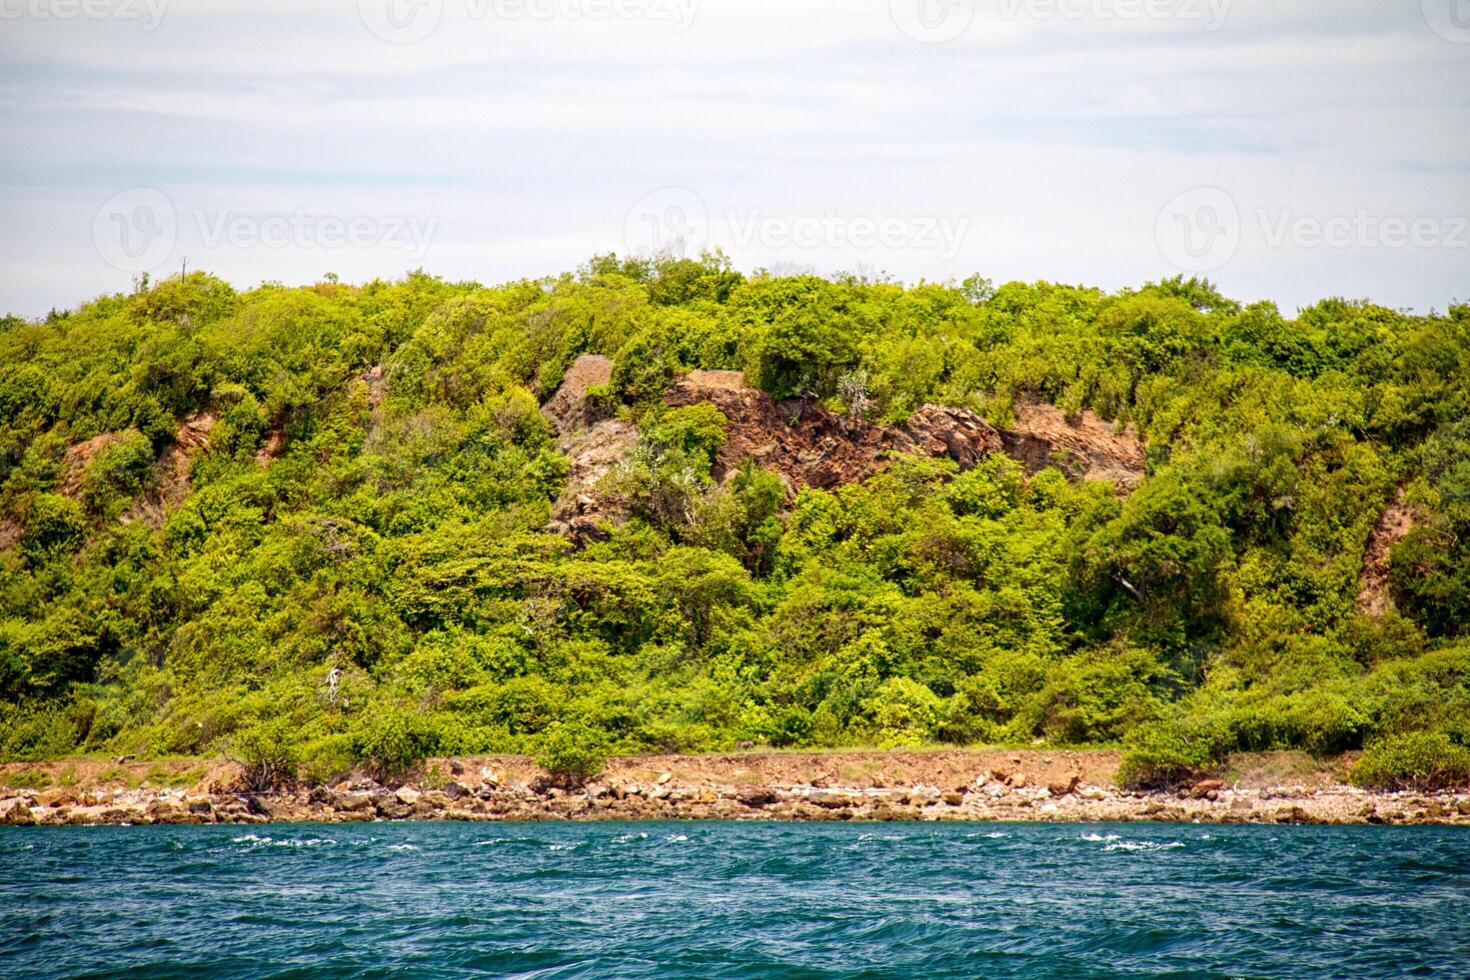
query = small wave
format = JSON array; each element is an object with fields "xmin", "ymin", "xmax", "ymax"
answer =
[
  {"xmin": 612, "ymin": 833, "xmax": 649, "ymax": 844},
  {"xmin": 231, "ymin": 834, "xmax": 336, "ymax": 849},
  {"xmin": 385, "ymin": 843, "xmax": 418, "ymax": 852},
  {"xmin": 548, "ymin": 842, "xmax": 581, "ymax": 851},
  {"xmin": 1079, "ymin": 833, "xmax": 1121, "ymax": 842},
  {"xmin": 664, "ymin": 834, "xmax": 689, "ymax": 843},
  {"xmin": 1104, "ymin": 840, "xmax": 1186, "ymax": 853}
]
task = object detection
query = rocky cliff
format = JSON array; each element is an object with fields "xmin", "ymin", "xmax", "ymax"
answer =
[{"xmin": 543, "ymin": 355, "xmax": 1146, "ymax": 540}]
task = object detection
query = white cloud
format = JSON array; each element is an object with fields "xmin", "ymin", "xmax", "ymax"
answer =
[{"xmin": 1, "ymin": 0, "xmax": 1467, "ymax": 316}]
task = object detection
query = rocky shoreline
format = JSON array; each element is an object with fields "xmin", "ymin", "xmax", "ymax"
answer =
[{"xmin": 3, "ymin": 751, "xmax": 1469, "ymax": 828}]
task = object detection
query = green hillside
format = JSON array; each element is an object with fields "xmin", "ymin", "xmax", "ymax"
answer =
[{"xmin": 2, "ymin": 255, "xmax": 1468, "ymax": 789}]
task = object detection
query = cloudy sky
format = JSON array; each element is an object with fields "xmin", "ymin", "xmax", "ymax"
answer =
[{"xmin": 1, "ymin": 0, "xmax": 1467, "ymax": 318}]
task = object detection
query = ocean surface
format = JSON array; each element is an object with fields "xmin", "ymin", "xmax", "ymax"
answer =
[{"xmin": 2, "ymin": 821, "xmax": 1467, "ymax": 978}]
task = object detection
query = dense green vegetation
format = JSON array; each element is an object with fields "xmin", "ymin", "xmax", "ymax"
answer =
[{"xmin": 2, "ymin": 256, "xmax": 1467, "ymax": 788}]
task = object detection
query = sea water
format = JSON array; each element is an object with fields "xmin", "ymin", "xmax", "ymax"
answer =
[{"xmin": 2, "ymin": 821, "xmax": 1467, "ymax": 978}]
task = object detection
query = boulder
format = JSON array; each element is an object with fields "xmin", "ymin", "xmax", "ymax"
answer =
[
  {"xmin": 395, "ymin": 785, "xmax": 422, "ymax": 806},
  {"xmin": 36, "ymin": 788, "xmax": 78, "ymax": 809},
  {"xmin": 1047, "ymin": 775, "xmax": 1081, "ymax": 798},
  {"xmin": 809, "ymin": 790, "xmax": 859, "ymax": 810},
  {"xmin": 0, "ymin": 799, "xmax": 33, "ymax": 824},
  {"xmin": 737, "ymin": 788, "xmax": 778, "ymax": 807},
  {"xmin": 334, "ymin": 791, "xmax": 374, "ymax": 812}
]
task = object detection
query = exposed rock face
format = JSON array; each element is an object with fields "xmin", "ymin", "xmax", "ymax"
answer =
[
  {"xmin": 542, "ymin": 354, "xmax": 613, "ymax": 436},
  {"xmin": 543, "ymin": 355, "xmax": 634, "ymax": 540},
  {"xmin": 664, "ymin": 374, "xmax": 1004, "ymax": 490},
  {"xmin": 1001, "ymin": 396, "xmax": 1145, "ymax": 491},
  {"xmin": 539, "ymin": 360, "xmax": 1147, "ymax": 540},
  {"xmin": 254, "ymin": 428, "xmax": 287, "ymax": 468},
  {"xmin": 361, "ymin": 364, "xmax": 388, "ymax": 409},
  {"xmin": 1358, "ymin": 487, "xmax": 1415, "ymax": 615}
]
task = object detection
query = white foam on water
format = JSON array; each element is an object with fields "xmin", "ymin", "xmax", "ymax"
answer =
[
  {"xmin": 548, "ymin": 842, "xmax": 581, "ymax": 851},
  {"xmin": 664, "ymin": 834, "xmax": 689, "ymax": 843},
  {"xmin": 1079, "ymin": 833, "xmax": 1121, "ymax": 842},
  {"xmin": 1104, "ymin": 840, "xmax": 1186, "ymax": 853},
  {"xmin": 231, "ymin": 834, "xmax": 336, "ymax": 849},
  {"xmin": 613, "ymin": 832, "xmax": 649, "ymax": 844},
  {"xmin": 386, "ymin": 843, "xmax": 418, "ymax": 852}
]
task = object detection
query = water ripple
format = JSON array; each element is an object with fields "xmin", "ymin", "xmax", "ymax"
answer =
[{"xmin": 2, "ymin": 822, "xmax": 1467, "ymax": 978}]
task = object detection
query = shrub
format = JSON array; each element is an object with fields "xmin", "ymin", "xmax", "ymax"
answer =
[
  {"xmin": 0, "ymin": 707, "xmax": 80, "ymax": 761},
  {"xmin": 79, "ymin": 430, "xmax": 155, "ymax": 516},
  {"xmin": 1350, "ymin": 732, "xmax": 1470, "ymax": 792},
  {"xmin": 535, "ymin": 720, "xmax": 608, "ymax": 788},
  {"xmin": 229, "ymin": 718, "xmax": 299, "ymax": 792},
  {"xmin": 21, "ymin": 493, "xmax": 88, "ymax": 560},
  {"xmin": 350, "ymin": 705, "xmax": 437, "ymax": 781},
  {"xmin": 1117, "ymin": 721, "xmax": 1214, "ymax": 790}
]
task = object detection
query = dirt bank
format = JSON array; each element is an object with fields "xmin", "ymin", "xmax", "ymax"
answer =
[{"xmin": 2, "ymin": 750, "xmax": 1467, "ymax": 828}]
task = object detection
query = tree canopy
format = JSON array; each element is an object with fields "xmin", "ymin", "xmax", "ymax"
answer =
[{"xmin": 2, "ymin": 258, "xmax": 1467, "ymax": 786}]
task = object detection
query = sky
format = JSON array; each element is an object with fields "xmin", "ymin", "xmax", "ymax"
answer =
[{"xmin": 1, "ymin": 0, "xmax": 1467, "ymax": 318}]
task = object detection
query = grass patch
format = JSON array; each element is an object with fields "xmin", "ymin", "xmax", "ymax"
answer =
[{"xmin": 3, "ymin": 769, "xmax": 52, "ymax": 790}]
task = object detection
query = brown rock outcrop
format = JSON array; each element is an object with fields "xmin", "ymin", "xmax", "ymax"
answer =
[
  {"xmin": 1358, "ymin": 487, "xmax": 1415, "ymax": 615},
  {"xmin": 542, "ymin": 354, "xmax": 613, "ymax": 436},
  {"xmin": 663, "ymin": 374, "xmax": 1003, "ymax": 490},
  {"xmin": 1001, "ymin": 396, "xmax": 1145, "ymax": 491},
  {"xmin": 538, "ymin": 361, "xmax": 1149, "ymax": 541}
]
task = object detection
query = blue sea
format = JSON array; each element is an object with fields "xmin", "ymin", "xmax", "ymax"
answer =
[{"xmin": 2, "ymin": 821, "xmax": 1467, "ymax": 978}]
